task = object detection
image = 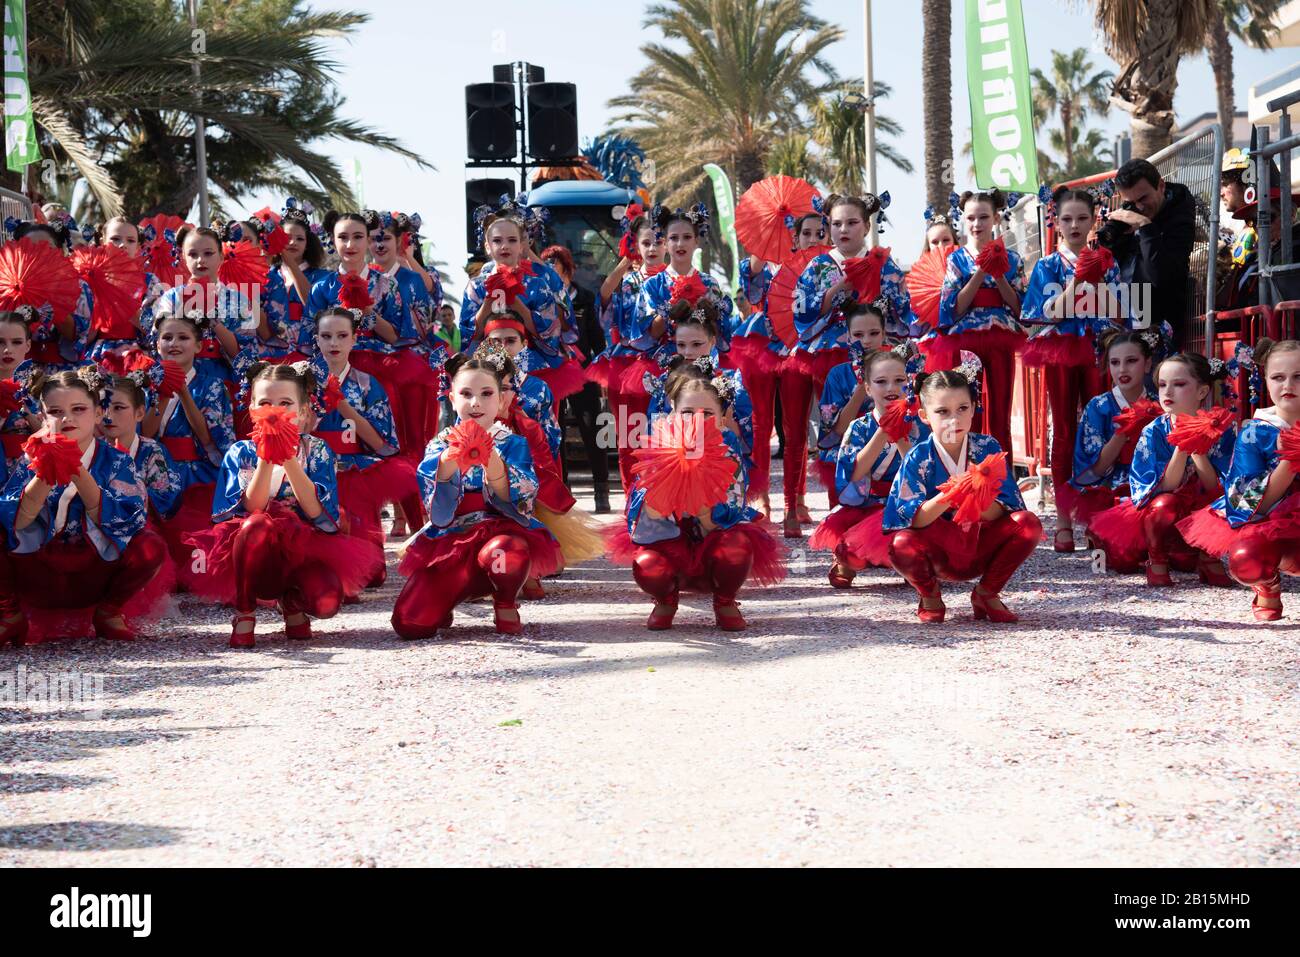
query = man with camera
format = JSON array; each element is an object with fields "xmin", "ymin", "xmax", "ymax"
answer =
[{"xmin": 1101, "ymin": 159, "xmax": 1197, "ymax": 345}]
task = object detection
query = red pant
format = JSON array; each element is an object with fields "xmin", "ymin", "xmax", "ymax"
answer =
[
  {"xmin": 0, "ymin": 530, "xmax": 167, "ymax": 615},
  {"xmin": 608, "ymin": 385, "xmax": 651, "ymax": 495},
  {"xmin": 970, "ymin": 345, "xmax": 1016, "ymax": 456},
  {"xmin": 889, "ymin": 511, "xmax": 1042, "ymax": 597},
  {"xmin": 232, "ymin": 512, "xmax": 343, "ymax": 617},
  {"xmin": 1142, "ymin": 493, "xmax": 1201, "ymax": 569},
  {"xmin": 1044, "ymin": 362, "xmax": 1102, "ymax": 499},
  {"xmin": 631, "ymin": 527, "xmax": 753, "ymax": 603},
  {"xmin": 778, "ymin": 370, "xmax": 816, "ymax": 512},
  {"xmin": 1227, "ymin": 535, "xmax": 1300, "ymax": 588},
  {"xmin": 745, "ymin": 366, "xmax": 778, "ymax": 498},
  {"xmin": 391, "ymin": 532, "xmax": 531, "ymax": 638}
]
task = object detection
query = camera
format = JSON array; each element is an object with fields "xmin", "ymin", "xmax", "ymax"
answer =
[{"xmin": 1096, "ymin": 201, "xmax": 1139, "ymax": 250}]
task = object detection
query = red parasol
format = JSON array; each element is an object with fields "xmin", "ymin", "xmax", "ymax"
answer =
[
  {"xmin": 766, "ymin": 244, "xmax": 831, "ymax": 349},
  {"xmin": 735, "ymin": 175, "xmax": 821, "ymax": 264},
  {"xmin": 905, "ymin": 247, "xmax": 952, "ymax": 333},
  {"xmin": 71, "ymin": 244, "xmax": 146, "ymax": 336},
  {"xmin": 0, "ymin": 240, "xmax": 81, "ymax": 320},
  {"xmin": 632, "ymin": 414, "xmax": 736, "ymax": 516},
  {"xmin": 218, "ymin": 240, "xmax": 270, "ymax": 291}
]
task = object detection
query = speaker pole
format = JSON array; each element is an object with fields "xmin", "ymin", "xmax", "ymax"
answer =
[{"xmin": 516, "ymin": 61, "xmax": 529, "ymax": 193}]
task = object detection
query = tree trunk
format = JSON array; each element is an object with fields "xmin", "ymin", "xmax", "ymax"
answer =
[
  {"xmin": 922, "ymin": 0, "xmax": 953, "ymax": 208},
  {"xmin": 1111, "ymin": 0, "xmax": 1182, "ymax": 158},
  {"xmin": 1206, "ymin": 12, "xmax": 1235, "ymax": 140}
]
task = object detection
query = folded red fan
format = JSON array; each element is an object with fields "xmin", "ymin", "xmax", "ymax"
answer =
[
  {"xmin": 937, "ymin": 451, "xmax": 1008, "ymax": 525},
  {"xmin": 158, "ymin": 360, "xmax": 187, "ymax": 398},
  {"xmin": 337, "ymin": 272, "xmax": 372, "ymax": 313},
  {"xmin": 484, "ymin": 265, "xmax": 526, "ymax": 304},
  {"xmin": 0, "ymin": 379, "xmax": 21, "ymax": 416},
  {"xmin": 263, "ymin": 225, "xmax": 291, "ymax": 258},
  {"xmin": 975, "ymin": 238, "xmax": 1009, "ymax": 277},
  {"xmin": 321, "ymin": 374, "xmax": 344, "ymax": 413},
  {"xmin": 668, "ymin": 273, "xmax": 708, "ymax": 307},
  {"xmin": 70, "ymin": 244, "xmax": 146, "ymax": 336},
  {"xmin": 1073, "ymin": 245, "xmax": 1115, "ymax": 285},
  {"xmin": 842, "ymin": 247, "xmax": 890, "ymax": 302},
  {"xmin": 631, "ymin": 414, "xmax": 736, "ymax": 517},
  {"xmin": 250, "ymin": 405, "xmax": 300, "ymax": 464},
  {"xmin": 444, "ymin": 419, "xmax": 494, "ymax": 471},
  {"xmin": 217, "ymin": 240, "xmax": 270, "ymax": 291},
  {"xmin": 879, "ymin": 396, "xmax": 918, "ymax": 443},
  {"xmin": 1278, "ymin": 424, "xmax": 1300, "ymax": 467},
  {"xmin": 1112, "ymin": 399, "xmax": 1162, "ymax": 439},
  {"xmin": 24, "ymin": 430, "xmax": 84, "ymax": 486},
  {"xmin": 1168, "ymin": 407, "xmax": 1235, "ymax": 456}
]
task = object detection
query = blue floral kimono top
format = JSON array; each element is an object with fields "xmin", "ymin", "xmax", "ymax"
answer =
[
  {"xmin": 212, "ymin": 434, "xmax": 340, "ymax": 532},
  {"xmin": 1127, "ymin": 412, "xmax": 1235, "ymax": 509},
  {"xmin": 883, "ymin": 432, "xmax": 1024, "ymax": 531},
  {"xmin": 1070, "ymin": 385, "xmax": 1158, "ymax": 493},
  {"xmin": 313, "ymin": 365, "xmax": 399, "ymax": 471},
  {"xmin": 836, "ymin": 410, "xmax": 930, "ymax": 505},
  {"xmin": 792, "ymin": 247, "xmax": 911, "ymax": 351},
  {"xmin": 627, "ymin": 427, "xmax": 758, "ymax": 543}
]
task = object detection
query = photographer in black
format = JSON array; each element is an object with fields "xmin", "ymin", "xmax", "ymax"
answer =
[{"xmin": 1097, "ymin": 159, "xmax": 1197, "ymax": 345}]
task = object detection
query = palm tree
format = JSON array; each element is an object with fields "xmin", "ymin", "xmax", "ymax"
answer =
[
  {"xmin": 609, "ymin": 0, "xmax": 843, "ymax": 202},
  {"xmin": 1092, "ymin": 0, "xmax": 1222, "ymax": 158},
  {"xmin": 1205, "ymin": 1, "xmax": 1283, "ymax": 137},
  {"xmin": 22, "ymin": 0, "xmax": 429, "ymax": 218},
  {"xmin": 766, "ymin": 134, "xmax": 828, "ymax": 182},
  {"xmin": 1031, "ymin": 49, "xmax": 1112, "ymax": 176},
  {"xmin": 812, "ymin": 81, "xmax": 913, "ymax": 195},
  {"xmin": 921, "ymin": 0, "xmax": 953, "ymax": 210}
]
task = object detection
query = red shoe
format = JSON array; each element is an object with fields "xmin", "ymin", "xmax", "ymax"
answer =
[
  {"xmin": 828, "ymin": 562, "xmax": 856, "ymax": 589},
  {"xmin": 971, "ymin": 587, "xmax": 1019, "ymax": 623},
  {"xmin": 92, "ymin": 607, "xmax": 137, "ymax": 641},
  {"xmin": 1197, "ymin": 558, "xmax": 1234, "ymax": 588},
  {"xmin": 1251, "ymin": 581, "xmax": 1283, "ymax": 622},
  {"xmin": 713, "ymin": 596, "xmax": 747, "ymax": 631},
  {"xmin": 0, "ymin": 610, "xmax": 29, "ymax": 647},
  {"xmin": 230, "ymin": 612, "xmax": 257, "ymax": 648},
  {"xmin": 493, "ymin": 602, "xmax": 522, "ymax": 635},
  {"xmin": 915, "ymin": 582, "xmax": 946, "ymax": 624},
  {"xmin": 782, "ymin": 515, "xmax": 803, "ymax": 539},
  {"xmin": 647, "ymin": 597, "xmax": 678, "ymax": 630},
  {"xmin": 438, "ymin": 610, "xmax": 454, "ymax": 630},
  {"xmin": 1053, "ymin": 528, "xmax": 1076, "ymax": 553},
  {"xmin": 521, "ymin": 577, "xmax": 546, "ymax": 600},
  {"xmin": 796, "ymin": 503, "xmax": 814, "ymax": 525},
  {"xmin": 283, "ymin": 611, "xmax": 312, "ymax": 640},
  {"xmin": 1144, "ymin": 562, "xmax": 1174, "ymax": 587}
]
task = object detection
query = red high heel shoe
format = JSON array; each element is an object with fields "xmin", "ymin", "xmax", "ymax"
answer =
[
  {"xmin": 1197, "ymin": 558, "xmax": 1234, "ymax": 588},
  {"xmin": 915, "ymin": 582, "xmax": 946, "ymax": 624},
  {"xmin": 283, "ymin": 611, "xmax": 312, "ymax": 640},
  {"xmin": 0, "ymin": 610, "xmax": 29, "ymax": 647},
  {"xmin": 1251, "ymin": 581, "xmax": 1283, "ymax": 621},
  {"xmin": 828, "ymin": 561, "xmax": 856, "ymax": 588},
  {"xmin": 1144, "ymin": 562, "xmax": 1174, "ymax": 587},
  {"xmin": 493, "ymin": 601, "xmax": 522, "ymax": 635},
  {"xmin": 92, "ymin": 607, "xmax": 137, "ymax": 641},
  {"xmin": 229, "ymin": 612, "xmax": 257, "ymax": 648},
  {"xmin": 521, "ymin": 578, "xmax": 546, "ymax": 600},
  {"xmin": 713, "ymin": 596, "xmax": 747, "ymax": 631},
  {"xmin": 971, "ymin": 587, "xmax": 1019, "ymax": 623},
  {"xmin": 782, "ymin": 515, "xmax": 803, "ymax": 539},
  {"xmin": 647, "ymin": 596, "xmax": 678, "ymax": 630},
  {"xmin": 1053, "ymin": 528, "xmax": 1076, "ymax": 553}
]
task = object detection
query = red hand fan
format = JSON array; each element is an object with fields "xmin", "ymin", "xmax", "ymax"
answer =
[
  {"xmin": 250, "ymin": 207, "xmax": 281, "ymax": 227},
  {"xmin": 158, "ymin": 360, "xmax": 187, "ymax": 398},
  {"xmin": 905, "ymin": 247, "xmax": 952, "ymax": 334},
  {"xmin": 321, "ymin": 374, "xmax": 344, "ymax": 413},
  {"xmin": 631, "ymin": 414, "xmax": 737, "ymax": 517},
  {"xmin": 263, "ymin": 225, "xmax": 291, "ymax": 258},
  {"xmin": 218, "ymin": 240, "xmax": 270, "ymax": 290},
  {"xmin": 337, "ymin": 272, "xmax": 372, "ymax": 313},
  {"xmin": 668, "ymin": 272, "xmax": 708, "ymax": 307},
  {"xmin": 766, "ymin": 244, "xmax": 831, "ymax": 349},
  {"xmin": 444, "ymin": 419, "xmax": 494, "ymax": 470},
  {"xmin": 841, "ymin": 246, "xmax": 891, "ymax": 302},
  {"xmin": 250, "ymin": 405, "xmax": 300, "ymax": 464},
  {"xmin": 938, "ymin": 451, "xmax": 1008, "ymax": 525},
  {"xmin": 1278, "ymin": 425, "xmax": 1300, "ymax": 467},
  {"xmin": 879, "ymin": 396, "xmax": 918, "ymax": 443},
  {"xmin": 0, "ymin": 240, "xmax": 81, "ymax": 320},
  {"xmin": 143, "ymin": 236, "xmax": 188, "ymax": 287},
  {"xmin": 975, "ymin": 238, "xmax": 1009, "ymax": 277},
  {"xmin": 1112, "ymin": 399, "xmax": 1162, "ymax": 439},
  {"xmin": 734, "ymin": 175, "xmax": 821, "ymax": 264},
  {"xmin": 24, "ymin": 429, "xmax": 84, "ymax": 485},
  {"xmin": 484, "ymin": 265, "xmax": 525, "ymax": 304},
  {"xmin": 1168, "ymin": 408, "xmax": 1235, "ymax": 456},
  {"xmin": 618, "ymin": 232, "xmax": 639, "ymax": 263},
  {"xmin": 71, "ymin": 244, "xmax": 146, "ymax": 336},
  {"xmin": 1073, "ymin": 245, "xmax": 1114, "ymax": 285},
  {"xmin": 0, "ymin": 379, "xmax": 21, "ymax": 416}
]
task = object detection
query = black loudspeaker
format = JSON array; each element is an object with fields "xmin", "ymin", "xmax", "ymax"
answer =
[
  {"xmin": 465, "ymin": 83, "xmax": 517, "ymax": 159},
  {"xmin": 465, "ymin": 179, "xmax": 515, "ymax": 254},
  {"xmin": 526, "ymin": 82, "xmax": 578, "ymax": 160}
]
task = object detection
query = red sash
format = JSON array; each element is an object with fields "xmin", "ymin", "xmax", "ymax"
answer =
[
  {"xmin": 2, "ymin": 432, "xmax": 26, "ymax": 459},
  {"xmin": 455, "ymin": 491, "xmax": 487, "ymax": 517},
  {"xmin": 313, "ymin": 429, "xmax": 360, "ymax": 455},
  {"xmin": 289, "ymin": 301, "xmax": 303, "ymax": 326},
  {"xmin": 971, "ymin": 288, "xmax": 1005, "ymax": 309},
  {"xmin": 161, "ymin": 436, "xmax": 202, "ymax": 462},
  {"xmin": 869, "ymin": 478, "xmax": 893, "ymax": 498},
  {"xmin": 30, "ymin": 340, "xmax": 63, "ymax": 365}
]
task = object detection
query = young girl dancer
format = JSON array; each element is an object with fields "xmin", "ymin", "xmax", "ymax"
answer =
[
  {"xmin": 815, "ymin": 301, "xmax": 889, "ymax": 509},
  {"xmin": 10, "ymin": 221, "xmax": 95, "ymax": 370},
  {"xmin": 312, "ymin": 307, "xmax": 419, "ymax": 589},
  {"xmin": 790, "ymin": 194, "xmax": 910, "ymax": 537},
  {"xmin": 0, "ymin": 367, "xmax": 168, "ymax": 644},
  {"xmin": 99, "ymin": 370, "xmax": 183, "ymax": 521},
  {"xmin": 186, "ymin": 362, "xmax": 378, "ymax": 647},
  {"xmin": 484, "ymin": 313, "xmax": 562, "ymax": 458},
  {"xmin": 391, "ymin": 352, "xmax": 563, "ymax": 640},
  {"xmin": 591, "ymin": 205, "xmax": 666, "ymax": 494},
  {"xmin": 1059, "ymin": 332, "xmax": 1157, "ymax": 542},
  {"xmin": 929, "ymin": 189, "xmax": 1026, "ymax": 455},
  {"xmin": 811, "ymin": 345, "xmax": 928, "ymax": 587},
  {"xmin": 0, "ymin": 311, "xmax": 38, "ymax": 479},
  {"xmin": 97, "ymin": 216, "xmax": 169, "ymax": 358},
  {"xmin": 883, "ymin": 368, "xmax": 1042, "ymax": 623},
  {"xmin": 1178, "ymin": 339, "xmax": 1300, "ymax": 619},
  {"xmin": 608, "ymin": 364, "xmax": 785, "ymax": 631},
  {"xmin": 1022, "ymin": 188, "xmax": 1124, "ymax": 551},
  {"xmin": 733, "ymin": 211, "xmax": 826, "ymax": 516},
  {"xmin": 274, "ymin": 201, "xmax": 331, "ymax": 360},
  {"xmin": 1089, "ymin": 352, "xmax": 1236, "ymax": 584}
]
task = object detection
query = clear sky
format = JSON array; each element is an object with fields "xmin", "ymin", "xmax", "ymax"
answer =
[{"xmin": 250, "ymin": 0, "xmax": 1296, "ymax": 294}]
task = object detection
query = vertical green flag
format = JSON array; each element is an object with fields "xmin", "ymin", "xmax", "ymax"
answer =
[
  {"xmin": 703, "ymin": 163, "xmax": 739, "ymax": 294},
  {"xmin": 965, "ymin": 0, "xmax": 1038, "ymax": 192},
  {"xmin": 3, "ymin": 0, "xmax": 38, "ymax": 172}
]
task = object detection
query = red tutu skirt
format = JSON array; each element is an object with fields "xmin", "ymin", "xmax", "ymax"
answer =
[
  {"xmin": 616, "ymin": 355, "xmax": 662, "ymax": 397},
  {"xmin": 1178, "ymin": 493, "xmax": 1300, "ymax": 558},
  {"xmin": 398, "ymin": 518, "xmax": 564, "ymax": 580},
  {"xmin": 946, "ymin": 326, "xmax": 1028, "ymax": 358},
  {"xmin": 728, "ymin": 335, "xmax": 785, "ymax": 377},
  {"xmin": 783, "ymin": 348, "xmax": 847, "ymax": 382},
  {"xmin": 181, "ymin": 503, "xmax": 380, "ymax": 605},
  {"xmin": 584, "ymin": 354, "xmax": 617, "ymax": 389},
  {"xmin": 604, "ymin": 521, "xmax": 787, "ymax": 589},
  {"xmin": 813, "ymin": 458, "xmax": 836, "ymax": 494},
  {"xmin": 810, "ymin": 503, "xmax": 878, "ymax": 553},
  {"xmin": 841, "ymin": 506, "xmax": 894, "ymax": 569},
  {"xmin": 1021, "ymin": 332, "xmax": 1097, "ymax": 369},
  {"xmin": 532, "ymin": 357, "xmax": 587, "ymax": 401},
  {"xmin": 160, "ymin": 483, "xmax": 216, "ymax": 567},
  {"xmin": 1056, "ymin": 483, "xmax": 1121, "ymax": 527},
  {"xmin": 338, "ymin": 456, "xmax": 420, "ymax": 522},
  {"xmin": 1090, "ymin": 485, "xmax": 1210, "ymax": 569}
]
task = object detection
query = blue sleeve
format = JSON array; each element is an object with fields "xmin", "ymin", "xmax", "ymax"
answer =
[
  {"xmin": 0, "ymin": 459, "xmax": 43, "ymax": 553},
  {"xmin": 142, "ymin": 442, "xmax": 183, "ymax": 519},
  {"xmin": 817, "ymin": 364, "xmax": 857, "ymax": 451},
  {"xmin": 212, "ymin": 443, "xmax": 252, "ymax": 521},
  {"xmin": 458, "ymin": 278, "xmax": 485, "ymax": 354},
  {"xmin": 363, "ymin": 375, "xmax": 400, "ymax": 454},
  {"xmin": 836, "ymin": 416, "xmax": 874, "ymax": 505},
  {"xmin": 492, "ymin": 433, "xmax": 540, "ymax": 525},
  {"xmin": 87, "ymin": 450, "xmax": 149, "ymax": 560},
  {"xmin": 1021, "ymin": 257, "xmax": 1060, "ymax": 323},
  {"xmin": 882, "ymin": 441, "xmax": 933, "ymax": 531},
  {"xmin": 416, "ymin": 432, "xmax": 464, "ymax": 528},
  {"xmin": 1127, "ymin": 419, "xmax": 1169, "ymax": 508},
  {"xmin": 1222, "ymin": 421, "xmax": 1279, "ymax": 525},
  {"xmin": 739, "ymin": 259, "xmax": 772, "ymax": 306},
  {"xmin": 792, "ymin": 258, "xmax": 838, "ymax": 343},
  {"xmin": 879, "ymin": 254, "xmax": 912, "ymax": 337},
  {"xmin": 1072, "ymin": 395, "xmax": 1114, "ymax": 485},
  {"xmin": 937, "ymin": 250, "xmax": 966, "ymax": 331}
]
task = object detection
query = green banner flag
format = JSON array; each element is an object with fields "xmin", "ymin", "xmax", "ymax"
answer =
[
  {"xmin": 965, "ymin": 0, "xmax": 1038, "ymax": 192},
  {"xmin": 703, "ymin": 163, "xmax": 739, "ymax": 294},
  {"xmin": 3, "ymin": 0, "xmax": 38, "ymax": 172}
]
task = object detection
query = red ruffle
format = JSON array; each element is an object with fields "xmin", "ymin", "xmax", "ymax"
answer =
[
  {"xmin": 813, "ymin": 457, "xmax": 836, "ymax": 494},
  {"xmin": 159, "ymin": 483, "xmax": 215, "ymax": 567},
  {"xmin": 1178, "ymin": 493, "xmax": 1300, "ymax": 558},
  {"xmin": 946, "ymin": 326, "xmax": 1028, "ymax": 357},
  {"xmin": 728, "ymin": 334, "xmax": 785, "ymax": 377},
  {"xmin": 398, "ymin": 517, "xmax": 564, "ymax": 580},
  {"xmin": 809, "ymin": 503, "xmax": 875, "ymax": 552},
  {"xmin": 604, "ymin": 521, "xmax": 787, "ymax": 589},
  {"xmin": 1056, "ymin": 483, "xmax": 1121, "ymax": 527},
  {"xmin": 840, "ymin": 506, "xmax": 894, "ymax": 569},
  {"xmin": 532, "ymin": 357, "xmax": 587, "ymax": 401},
  {"xmin": 1021, "ymin": 332, "xmax": 1097, "ymax": 369},
  {"xmin": 584, "ymin": 355, "xmax": 616, "ymax": 389},
  {"xmin": 338, "ymin": 457, "xmax": 419, "ymax": 529},
  {"xmin": 618, "ymin": 355, "xmax": 663, "ymax": 397},
  {"xmin": 782, "ymin": 348, "xmax": 847, "ymax": 382},
  {"xmin": 1089, "ymin": 500, "xmax": 1148, "ymax": 568},
  {"xmin": 181, "ymin": 503, "xmax": 380, "ymax": 605}
]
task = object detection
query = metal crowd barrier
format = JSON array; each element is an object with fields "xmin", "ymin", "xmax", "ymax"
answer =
[
  {"xmin": 1254, "ymin": 88, "xmax": 1300, "ymax": 306},
  {"xmin": 0, "ymin": 187, "xmax": 33, "ymax": 244}
]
